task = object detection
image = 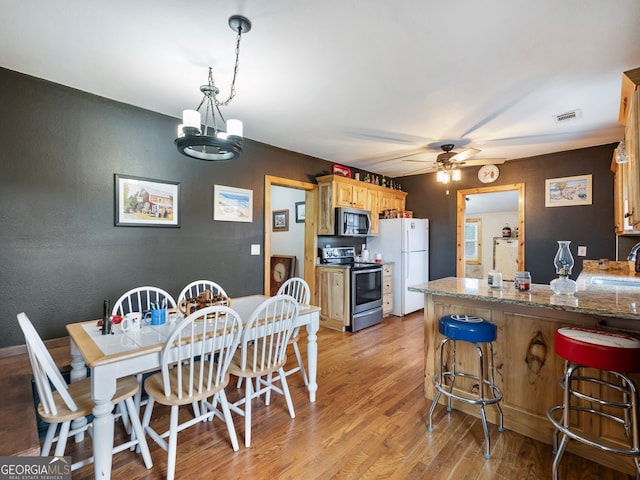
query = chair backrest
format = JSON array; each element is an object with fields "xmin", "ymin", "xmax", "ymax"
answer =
[
  {"xmin": 238, "ymin": 295, "xmax": 298, "ymax": 373},
  {"xmin": 177, "ymin": 280, "xmax": 228, "ymax": 302},
  {"xmin": 277, "ymin": 277, "xmax": 310, "ymax": 305},
  {"xmin": 159, "ymin": 306, "xmax": 242, "ymax": 400},
  {"xmin": 112, "ymin": 286, "xmax": 177, "ymax": 316},
  {"xmin": 17, "ymin": 313, "xmax": 77, "ymax": 416}
]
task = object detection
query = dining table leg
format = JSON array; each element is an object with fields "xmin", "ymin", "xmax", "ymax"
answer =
[
  {"xmin": 69, "ymin": 340, "xmax": 88, "ymax": 443},
  {"xmin": 91, "ymin": 365, "xmax": 117, "ymax": 480},
  {"xmin": 305, "ymin": 312, "xmax": 319, "ymax": 402}
]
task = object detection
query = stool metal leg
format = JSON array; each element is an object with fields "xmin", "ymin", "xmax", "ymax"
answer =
[
  {"xmin": 427, "ymin": 338, "xmax": 448, "ymax": 433},
  {"xmin": 488, "ymin": 342, "xmax": 504, "ymax": 433},
  {"xmin": 428, "ymin": 335, "xmax": 503, "ymax": 459}
]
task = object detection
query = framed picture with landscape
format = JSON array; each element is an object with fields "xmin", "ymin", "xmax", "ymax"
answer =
[
  {"xmin": 545, "ymin": 174, "xmax": 592, "ymax": 207},
  {"xmin": 213, "ymin": 185, "xmax": 253, "ymax": 222},
  {"xmin": 114, "ymin": 174, "xmax": 180, "ymax": 227}
]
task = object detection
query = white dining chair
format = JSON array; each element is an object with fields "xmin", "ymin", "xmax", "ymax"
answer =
[
  {"xmin": 277, "ymin": 277, "xmax": 311, "ymax": 386},
  {"xmin": 112, "ymin": 286, "xmax": 178, "ymax": 410},
  {"xmin": 112, "ymin": 285, "xmax": 177, "ymax": 317},
  {"xmin": 17, "ymin": 312, "xmax": 153, "ymax": 472},
  {"xmin": 141, "ymin": 305, "xmax": 242, "ymax": 480},
  {"xmin": 177, "ymin": 280, "xmax": 227, "ymax": 302},
  {"xmin": 228, "ymin": 294, "xmax": 299, "ymax": 447}
]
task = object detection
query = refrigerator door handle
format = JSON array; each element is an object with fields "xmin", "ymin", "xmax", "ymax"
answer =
[{"xmin": 404, "ymin": 251, "xmax": 410, "ymax": 279}]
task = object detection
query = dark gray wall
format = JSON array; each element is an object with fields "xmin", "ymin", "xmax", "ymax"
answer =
[
  {"xmin": 399, "ymin": 144, "xmax": 627, "ymax": 284},
  {"xmin": 1, "ymin": 66, "xmax": 632, "ymax": 349},
  {"xmin": 0, "ymin": 67, "xmax": 332, "ymax": 348}
]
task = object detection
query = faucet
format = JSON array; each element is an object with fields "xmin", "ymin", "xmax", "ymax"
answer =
[{"xmin": 627, "ymin": 242, "xmax": 640, "ymax": 261}]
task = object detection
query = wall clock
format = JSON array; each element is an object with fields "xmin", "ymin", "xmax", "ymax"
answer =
[
  {"xmin": 478, "ymin": 164, "xmax": 500, "ymax": 183},
  {"xmin": 269, "ymin": 255, "xmax": 296, "ymax": 296}
]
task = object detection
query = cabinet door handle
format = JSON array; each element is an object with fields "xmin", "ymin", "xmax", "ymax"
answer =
[{"xmin": 625, "ymin": 210, "xmax": 634, "ymax": 218}]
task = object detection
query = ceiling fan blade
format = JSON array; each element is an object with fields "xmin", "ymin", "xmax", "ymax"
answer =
[
  {"xmin": 462, "ymin": 158, "xmax": 506, "ymax": 166},
  {"xmin": 450, "ymin": 147, "xmax": 481, "ymax": 162}
]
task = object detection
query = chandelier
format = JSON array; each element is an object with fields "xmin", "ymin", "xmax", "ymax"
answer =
[{"xmin": 175, "ymin": 15, "xmax": 251, "ymax": 161}]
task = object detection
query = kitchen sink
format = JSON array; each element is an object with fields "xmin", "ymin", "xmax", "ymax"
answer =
[{"xmin": 590, "ymin": 277, "xmax": 640, "ymax": 287}]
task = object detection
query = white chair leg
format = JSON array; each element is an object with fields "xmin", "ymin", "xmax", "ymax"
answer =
[
  {"xmin": 166, "ymin": 406, "xmax": 179, "ymax": 480},
  {"xmin": 141, "ymin": 397, "xmax": 155, "ymax": 431},
  {"xmin": 53, "ymin": 421, "xmax": 71, "ymax": 457},
  {"xmin": 218, "ymin": 390, "xmax": 239, "ymax": 451},
  {"xmin": 42, "ymin": 423, "xmax": 57, "ymax": 456},
  {"xmin": 293, "ymin": 341, "xmax": 308, "ymax": 386},
  {"xmin": 245, "ymin": 378, "xmax": 252, "ymax": 448},
  {"xmin": 124, "ymin": 397, "xmax": 153, "ymax": 469},
  {"xmin": 265, "ymin": 373, "xmax": 273, "ymax": 405},
  {"xmin": 279, "ymin": 367, "xmax": 296, "ymax": 419}
]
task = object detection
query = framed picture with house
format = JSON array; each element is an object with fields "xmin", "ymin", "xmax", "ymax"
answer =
[{"xmin": 114, "ymin": 174, "xmax": 180, "ymax": 227}]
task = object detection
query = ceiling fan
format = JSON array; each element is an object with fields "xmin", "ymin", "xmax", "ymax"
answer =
[{"xmin": 404, "ymin": 143, "xmax": 505, "ymax": 169}]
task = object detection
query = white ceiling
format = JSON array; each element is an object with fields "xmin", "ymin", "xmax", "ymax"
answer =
[{"xmin": 1, "ymin": 1, "xmax": 639, "ymax": 177}]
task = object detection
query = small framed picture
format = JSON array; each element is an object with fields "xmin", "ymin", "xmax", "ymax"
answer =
[
  {"xmin": 272, "ymin": 209, "xmax": 289, "ymax": 232},
  {"xmin": 114, "ymin": 174, "xmax": 180, "ymax": 227},
  {"xmin": 295, "ymin": 201, "xmax": 306, "ymax": 223}
]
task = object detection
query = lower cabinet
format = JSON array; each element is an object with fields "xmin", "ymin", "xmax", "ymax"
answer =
[
  {"xmin": 382, "ymin": 263, "xmax": 393, "ymax": 317},
  {"xmin": 315, "ymin": 266, "xmax": 350, "ymax": 331}
]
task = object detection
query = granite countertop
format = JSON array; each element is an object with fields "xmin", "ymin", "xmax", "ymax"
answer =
[{"xmin": 409, "ymin": 261, "xmax": 640, "ymax": 320}]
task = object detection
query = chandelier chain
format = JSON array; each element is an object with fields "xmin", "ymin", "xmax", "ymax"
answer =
[{"xmin": 210, "ymin": 28, "xmax": 243, "ymax": 108}]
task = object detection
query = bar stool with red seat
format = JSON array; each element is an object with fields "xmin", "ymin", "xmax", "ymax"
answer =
[
  {"xmin": 427, "ymin": 314, "xmax": 504, "ymax": 459},
  {"xmin": 547, "ymin": 326, "xmax": 640, "ymax": 479}
]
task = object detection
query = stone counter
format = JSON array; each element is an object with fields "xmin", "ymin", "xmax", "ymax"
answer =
[{"xmin": 409, "ymin": 274, "xmax": 640, "ymax": 321}]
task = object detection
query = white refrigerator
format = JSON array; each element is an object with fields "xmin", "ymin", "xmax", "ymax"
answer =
[{"xmin": 367, "ymin": 218, "xmax": 429, "ymax": 316}]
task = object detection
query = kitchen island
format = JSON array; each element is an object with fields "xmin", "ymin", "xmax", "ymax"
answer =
[{"xmin": 410, "ymin": 268, "xmax": 640, "ymax": 475}]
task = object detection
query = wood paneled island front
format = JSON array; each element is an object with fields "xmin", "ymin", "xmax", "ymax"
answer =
[{"xmin": 410, "ymin": 276, "xmax": 640, "ymax": 475}]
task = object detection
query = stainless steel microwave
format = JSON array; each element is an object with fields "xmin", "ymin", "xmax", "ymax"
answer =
[{"xmin": 336, "ymin": 207, "xmax": 371, "ymax": 237}]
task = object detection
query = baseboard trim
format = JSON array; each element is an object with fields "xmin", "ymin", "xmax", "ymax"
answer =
[{"xmin": 0, "ymin": 337, "xmax": 69, "ymax": 359}]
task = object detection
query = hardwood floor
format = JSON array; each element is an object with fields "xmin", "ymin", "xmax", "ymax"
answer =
[{"xmin": 6, "ymin": 311, "xmax": 635, "ymax": 479}]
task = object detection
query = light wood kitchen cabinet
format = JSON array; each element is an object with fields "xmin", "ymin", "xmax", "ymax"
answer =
[
  {"xmin": 315, "ymin": 266, "xmax": 350, "ymax": 331},
  {"xmin": 367, "ymin": 189, "xmax": 379, "ymax": 236},
  {"xmin": 614, "ymin": 67, "xmax": 640, "ymax": 235},
  {"xmin": 382, "ymin": 263, "xmax": 393, "ymax": 317},
  {"xmin": 335, "ymin": 181, "xmax": 367, "ymax": 209},
  {"xmin": 316, "ymin": 174, "xmax": 407, "ymax": 236}
]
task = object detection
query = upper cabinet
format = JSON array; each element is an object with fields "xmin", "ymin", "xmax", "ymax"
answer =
[
  {"xmin": 614, "ymin": 67, "xmax": 640, "ymax": 235},
  {"xmin": 316, "ymin": 174, "xmax": 407, "ymax": 236}
]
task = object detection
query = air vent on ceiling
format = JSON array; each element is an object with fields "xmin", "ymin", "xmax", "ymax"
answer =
[{"xmin": 553, "ymin": 109, "xmax": 582, "ymax": 123}]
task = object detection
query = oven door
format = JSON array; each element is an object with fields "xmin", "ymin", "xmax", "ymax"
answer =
[{"xmin": 351, "ymin": 266, "xmax": 383, "ymax": 314}]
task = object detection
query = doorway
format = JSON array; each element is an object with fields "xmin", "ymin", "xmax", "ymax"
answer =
[
  {"xmin": 264, "ymin": 175, "xmax": 318, "ymax": 296},
  {"xmin": 456, "ymin": 183, "xmax": 525, "ymax": 277}
]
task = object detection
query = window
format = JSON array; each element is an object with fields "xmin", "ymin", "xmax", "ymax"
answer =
[{"xmin": 465, "ymin": 218, "xmax": 481, "ymax": 264}]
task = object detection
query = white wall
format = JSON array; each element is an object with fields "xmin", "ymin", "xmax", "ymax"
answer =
[
  {"xmin": 466, "ymin": 210, "xmax": 519, "ymax": 280},
  {"xmin": 270, "ymin": 186, "xmax": 306, "ymax": 277}
]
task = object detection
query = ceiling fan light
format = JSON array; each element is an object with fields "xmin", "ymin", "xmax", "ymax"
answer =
[
  {"xmin": 437, "ymin": 170, "xmax": 450, "ymax": 184},
  {"xmin": 452, "ymin": 168, "xmax": 462, "ymax": 181}
]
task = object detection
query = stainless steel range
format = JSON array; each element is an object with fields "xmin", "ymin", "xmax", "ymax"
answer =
[{"xmin": 320, "ymin": 246, "xmax": 383, "ymax": 332}]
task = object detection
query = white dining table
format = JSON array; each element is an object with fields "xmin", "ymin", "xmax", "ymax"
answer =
[{"xmin": 66, "ymin": 294, "xmax": 320, "ymax": 480}]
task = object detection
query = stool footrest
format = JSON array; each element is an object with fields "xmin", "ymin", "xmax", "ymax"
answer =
[
  {"xmin": 436, "ymin": 373, "xmax": 503, "ymax": 406},
  {"xmin": 547, "ymin": 405, "xmax": 640, "ymax": 457}
]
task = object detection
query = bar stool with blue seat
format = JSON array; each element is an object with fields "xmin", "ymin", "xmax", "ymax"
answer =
[
  {"xmin": 427, "ymin": 314, "xmax": 504, "ymax": 459},
  {"xmin": 547, "ymin": 326, "xmax": 640, "ymax": 480}
]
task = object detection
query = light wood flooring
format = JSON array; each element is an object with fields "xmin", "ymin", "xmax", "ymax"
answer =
[{"xmin": 5, "ymin": 311, "xmax": 635, "ymax": 479}]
